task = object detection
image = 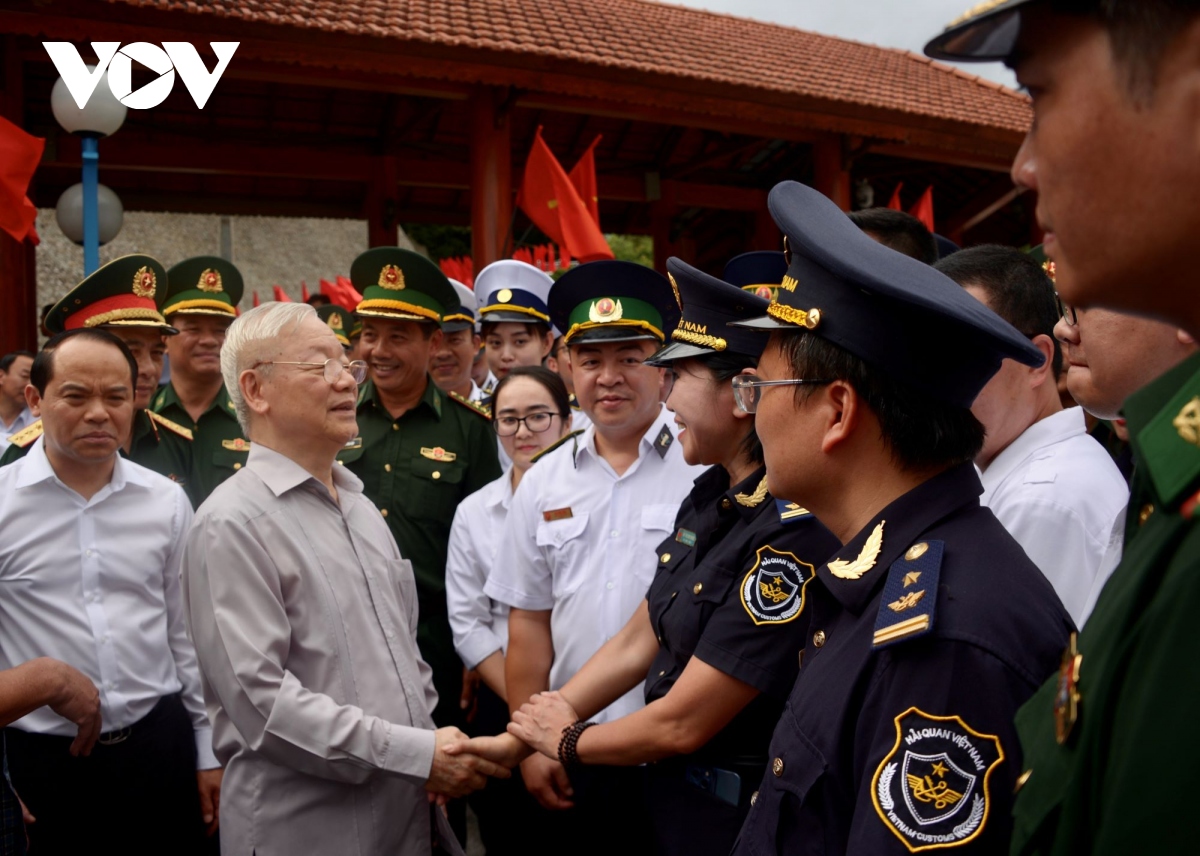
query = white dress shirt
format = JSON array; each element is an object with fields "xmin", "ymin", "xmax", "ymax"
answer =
[
  {"xmin": 446, "ymin": 469, "xmax": 513, "ymax": 670},
  {"xmin": 468, "ymin": 380, "xmax": 486, "ymax": 404},
  {"xmin": 0, "ymin": 406, "xmax": 36, "ymax": 454},
  {"xmin": 485, "ymin": 405, "xmax": 704, "ymax": 722},
  {"xmin": 980, "ymin": 406, "xmax": 1129, "ymax": 626},
  {"xmin": 0, "ymin": 437, "xmax": 216, "ymax": 768}
]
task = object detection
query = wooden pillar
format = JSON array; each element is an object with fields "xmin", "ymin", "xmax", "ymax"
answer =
[
  {"xmin": 812, "ymin": 136, "xmax": 851, "ymax": 212},
  {"xmin": 649, "ymin": 181, "xmax": 679, "ymax": 275},
  {"xmin": 0, "ymin": 36, "xmax": 37, "ymax": 353},
  {"xmin": 365, "ymin": 156, "xmax": 398, "ymax": 247},
  {"xmin": 469, "ymin": 87, "xmax": 512, "ymax": 272}
]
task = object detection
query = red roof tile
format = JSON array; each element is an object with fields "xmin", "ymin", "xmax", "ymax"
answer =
[{"xmin": 109, "ymin": 0, "xmax": 1032, "ymax": 133}]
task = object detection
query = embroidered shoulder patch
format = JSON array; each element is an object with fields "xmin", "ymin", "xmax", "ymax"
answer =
[
  {"xmin": 7, "ymin": 419, "xmax": 42, "ymax": 448},
  {"xmin": 448, "ymin": 390, "xmax": 492, "ymax": 420},
  {"xmin": 147, "ymin": 411, "xmax": 194, "ymax": 441},
  {"xmin": 872, "ymin": 707, "xmax": 1004, "ymax": 852},
  {"xmin": 740, "ymin": 545, "xmax": 815, "ymax": 626},
  {"xmin": 776, "ymin": 498, "xmax": 813, "ymax": 522},
  {"xmin": 873, "ymin": 541, "xmax": 943, "ymax": 649}
]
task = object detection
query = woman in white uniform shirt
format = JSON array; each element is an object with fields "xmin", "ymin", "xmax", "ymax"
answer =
[{"xmin": 445, "ymin": 365, "xmax": 574, "ymax": 851}]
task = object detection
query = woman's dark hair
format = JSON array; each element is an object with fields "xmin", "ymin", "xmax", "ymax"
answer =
[
  {"xmin": 692, "ymin": 350, "xmax": 765, "ymax": 467},
  {"xmin": 31, "ymin": 328, "xmax": 139, "ymax": 397},
  {"xmin": 481, "ymin": 320, "xmax": 553, "ymax": 338},
  {"xmin": 492, "ymin": 365, "xmax": 571, "ymax": 419},
  {"xmin": 775, "ymin": 331, "xmax": 984, "ymax": 471}
]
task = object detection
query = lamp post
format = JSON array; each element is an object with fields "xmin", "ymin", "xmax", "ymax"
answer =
[{"xmin": 50, "ymin": 67, "xmax": 126, "ymax": 276}]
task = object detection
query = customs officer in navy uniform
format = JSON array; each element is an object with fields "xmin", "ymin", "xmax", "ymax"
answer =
[
  {"xmin": 462, "ymin": 258, "xmax": 839, "ymax": 855},
  {"xmin": 726, "ymin": 182, "xmax": 1072, "ymax": 855}
]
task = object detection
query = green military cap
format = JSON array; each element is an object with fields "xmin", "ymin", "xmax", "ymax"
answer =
[
  {"xmin": 163, "ymin": 256, "xmax": 244, "ymax": 319},
  {"xmin": 348, "ymin": 313, "xmax": 363, "ymax": 341},
  {"xmin": 316, "ymin": 304, "xmax": 353, "ymax": 347},
  {"xmin": 548, "ymin": 260, "xmax": 680, "ymax": 346},
  {"xmin": 351, "ymin": 247, "xmax": 459, "ymax": 324},
  {"xmin": 47, "ymin": 254, "xmax": 176, "ymax": 335}
]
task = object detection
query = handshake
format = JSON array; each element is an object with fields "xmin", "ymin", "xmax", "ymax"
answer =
[{"xmin": 425, "ymin": 690, "xmax": 581, "ymax": 804}]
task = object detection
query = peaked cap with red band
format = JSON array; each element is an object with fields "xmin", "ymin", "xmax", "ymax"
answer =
[{"xmin": 47, "ymin": 254, "xmax": 175, "ymax": 335}]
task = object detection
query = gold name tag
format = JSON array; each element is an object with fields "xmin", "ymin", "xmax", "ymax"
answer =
[
  {"xmin": 222, "ymin": 438, "xmax": 250, "ymax": 451},
  {"xmin": 543, "ymin": 507, "xmax": 573, "ymax": 522}
]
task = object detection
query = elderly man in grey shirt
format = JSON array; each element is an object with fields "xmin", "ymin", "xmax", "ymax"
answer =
[{"xmin": 181, "ymin": 302, "xmax": 509, "ymax": 856}]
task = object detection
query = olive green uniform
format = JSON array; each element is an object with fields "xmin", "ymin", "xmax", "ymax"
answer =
[
  {"xmin": 152, "ymin": 382, "xmax": 249, "ymax": 507},
  {"xmin": 0, "ymin": 411, "xmax": 193, "ymax": 492},
  {"xmin": 338, "ymin": 378, "xmax": 500, "ymax": 727},
  {"xmin": 1011, "ymin": 352, "xmax": 1200, "ymax": 855}
]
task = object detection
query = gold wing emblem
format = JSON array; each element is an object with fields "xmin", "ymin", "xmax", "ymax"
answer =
[
  {"xmin": 735, "ymin": 476, "xmax": 769, "ymax": 508},
  {"xmin": 828, "ymin": 520, "xmax": 884, "ymax": 580},
  {"xmin": 888, "ymin": 590, "xmax": 926, "ymax": 613},
  {"xmin": 906, "ymin": 774, "xmax": 964, "ymax": 810}
]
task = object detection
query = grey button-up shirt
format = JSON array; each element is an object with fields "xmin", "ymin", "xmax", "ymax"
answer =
[{"xmin": 182, "ymin": 444, "xmax": 446, "ymax": 855}]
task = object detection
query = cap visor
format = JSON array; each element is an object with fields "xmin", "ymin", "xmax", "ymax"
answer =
[
  {"xmin": 728, "ymin": 315, "xmax": 791, "ymax": 331},
  {"xmin": 644, "ymin": 341, "xmax": 713, "ymax": 366},
  {"xmin": 355, "ymin": 308, "xmax": 438, "ymax": 323},
  {"xmin": 441, "ymin": 320, "xmax": 474, "ymax": 333},
  {"xmin": 165, "ymin": 308, "xmax": 236, "ymax": 319},
  {"xmin": 923, "ymin": 8, "xmax": 1021, "ymax": 61},
  {"xmin": 567, "ymin": 329, "xmax": 661, "ymax": 346},
  {"xmin": 102, "ymin": 319, "xmax": 180, "ymax": 335},
  {"xmin": 480, "ymin": 310, "xmax": 550, "ymax": 324}
]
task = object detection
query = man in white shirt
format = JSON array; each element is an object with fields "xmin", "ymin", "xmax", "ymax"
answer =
[
  {"xmin": 0, "ymin": 328, "xmax": 221, "ymax": 855},
  {"xmin": 937, "ymin": 246, "xmax": 1128, "ymax": 625},
  {"xmin": 0, "ymin": 351, "xmax": 35, "ymax": 454},
  {"xmin": 485, "ymin": 261, "xmax": 703, "ymax": 851}
]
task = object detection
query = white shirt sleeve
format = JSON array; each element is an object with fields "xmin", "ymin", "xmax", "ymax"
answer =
[
  {"xmin": 446, "ymin": 497, "xmax": 505, "ymax": 670},
  {"xmin": 484, "ymin": 474, "xmax": 554, "ymax": 611}
]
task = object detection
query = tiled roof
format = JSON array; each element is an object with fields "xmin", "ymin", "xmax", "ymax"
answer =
[{"xmin": 110, "ymin": 0, "xmax": 1032, "ymax": 133}]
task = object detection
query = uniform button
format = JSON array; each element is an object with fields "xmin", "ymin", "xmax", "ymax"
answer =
[
  {"xmin": 392, "ymin": 424, "xmax": 399, "ymax": 431},
  {"xmin": 380, "ymin": 508, "xmax": 389, "ymax": 518},
  {"xmin": 606, "ymin": 581, "xmax": 614, "ymax": 590},
  {"xmin": 720, "ymin": 498, "xmax": 732, "ymax": 510},
  {"xmin": 1139, "ymin": 503, "xmax": 1154, "ymax": 526},
  {"xmin": 670, "ymin": 591, "xmax": 677, "ymax": 599},
  {"xmin": 813, "ymin": 630, "xmax": 826, "ymax": 648},
  {"xmin": 660, "ymin": 552, "xmax": 671, "ymax": 563},
  {"xmin": 385, "ymin": 463, "xmax": 392, "ymax": 473},
  {"xmin": 1014, "ymin": 769, "xmax": 1032, "ymax": 794},
  {"xmin": 658, "ymin": 670, "xmax": 666, "ymax": 677},
  {"xmin": 798, "ymin": 649, "xmax": 804, "ymax": 668},
  {"xmin": 750, "ymin": 790, "xmax": 759, "ymax": 806},
  {"xmin": 233, "ymin": 462, "xmax": 242, "ymax": 470},
  {"xmin": 772, "ymin": 757, "xmax": 784, "ymax": 777},
  {"xmin": 693, "ymin": 582, "xmax": 703, "ymax": 595},
  {"xmin": 432, "ymin": 471, "xmax": 441, "ymax": 479},
  {"xmin": 85, "ymin": 549, "xmax": 93, "ymax": 557}
]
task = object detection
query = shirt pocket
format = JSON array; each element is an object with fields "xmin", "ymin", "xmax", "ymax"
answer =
[
  {"xmin": 211, "ymin": 449, "xmax": 248, "ymax": 475},
  {"xmin": 641, "ymin": 503, "xmax": 679, "ymax": 536},
  {"xmin": 742, "ymin": 707, "xmax": 828, "ymax": 856},
  {"xmin": 535, "ymin": 513, "xmax": 590, "ymax": 599},
  {"xmin": 403, "ymin": 456, "xmax": 465, "ymax": 521}
]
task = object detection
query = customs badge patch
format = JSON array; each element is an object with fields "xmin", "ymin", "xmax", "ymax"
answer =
[
  {"xmin": 872, "ymin": 707, "xmax": 1003, "ymax": 852},
  {"xmin": 740, "ymin": 545, "xmax": 814, "ymax": 626}
]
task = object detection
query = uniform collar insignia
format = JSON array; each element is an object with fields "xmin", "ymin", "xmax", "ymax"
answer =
[
  {"xmin": 653, "ymin": 424, "xmax": 673, "ymax": 458},
  {"xmin": 734, "ymin": 476, "xmax": 769, "ymax": 508},
  {"xmin": 828, "ymin": 520, "xmax": 885, "ymax": 580}
]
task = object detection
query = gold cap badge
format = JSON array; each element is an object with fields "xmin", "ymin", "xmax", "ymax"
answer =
[
  {"xmin": 378, "ymin": 265, "xmax": 405, "ymax": 290},
  {"xmin": 132, "ymin": 266, "xmax": 157, "ymax": 299},
  {"xmin": 588, "ymin": 298, "xmax": 623, "ymax": 323},
  {"xmin": 496, "ymin": 288, "xmax": 513, "ymax": 303},
  {"xmin": 197, "ymin": 269, "xmax": 224, "ymax": 293},
  {"xmin": 327, "ymin": 313, "xmax": 344, "ymax": 330}
]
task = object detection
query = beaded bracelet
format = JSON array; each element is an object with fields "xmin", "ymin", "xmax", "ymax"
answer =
[{"xmin": 557, "ymin": 720, "xmax": 596, "ymax": 769}]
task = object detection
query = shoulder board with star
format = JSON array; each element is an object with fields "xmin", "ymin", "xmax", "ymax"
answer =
[
  {"xmin": 7, "ymin": 419, "xmax": 42, "ymax": 449},
  {"xmin": 776, "ymin": 499, "xmax": 814, "ymax": 523},
  {"xmin": 872, "ymin": 540, "xmax": 943, "ymax": 650},
  {"xmin": 530, "ymin": 429, "xmax": 585, "ymax": 464},
  {"xmin": 448, "ymin": 390, "xmax": 492, "ymax": 420},
  {"xmin": 147, "ymin": 411, "xmax": 194, "ymax": 441}
]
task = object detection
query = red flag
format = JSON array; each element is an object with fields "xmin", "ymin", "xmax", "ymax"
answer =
[
  {"xmin": 335, "ymin": 276, "xmax": 364, "ymax": 307},
  {"xmin": 560, "ymin": 244, "xmax": 571, "ymax": 272},
  {"xmin": 887, "ymin": 183, "xmax": 904, "ymax": 211},
  {"xmin": 568, "ymin": 135, "xmax": 603, "ymax": 228},
  {"xmin": 517, "ymin": 127, "xmax": 612, "ymax": 263},
  {"xmin": 252, "ymin": 291, "xmax": 260, "ymax": 307},
  {"xmin": 0, "ymin": 116, "xmax": 44, "ymax": 243},
  {"xmin": 909, "ymin": 186, "xmax": 935, "ymax": 233},
  {"xmin": 301, "ymin": 282, "xmax": 310, "ymax": 302},
  {"xmin": 273, "ymin": 285, "xmax": 292, "ymax": 302}
]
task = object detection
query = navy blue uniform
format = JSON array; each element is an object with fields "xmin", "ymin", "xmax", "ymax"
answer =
[
  {"xmin": 644, "ymin": 464, "xmax": 839, "ymax": 855},
  {"xmin": 733, "ymin": 463, "xmax": 1072, "ymax": 855}
]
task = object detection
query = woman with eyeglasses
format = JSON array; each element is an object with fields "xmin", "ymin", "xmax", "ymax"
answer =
[
  {"xmin": 444, "ymin": 364, "xmax": 575, "ymax": 853},
  {"xmin": 458, "ymin": 259, "xmax": 839, "ymax": 855}
]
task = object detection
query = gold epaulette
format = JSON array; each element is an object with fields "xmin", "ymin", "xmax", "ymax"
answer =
[
  {"xmin": 530, "ymin": 429, "xmax": 585, "ymax": 464},
  {"xmin": 7, "ymin": 419, "xmax": 42, "ymax": 449},
  {"xmin": 147, "ymin": 410, "xmax": 194, "ymax": 440},
  {"xmin": 448, "ymin": 391, "xmax": 492, "ymax": 420}
]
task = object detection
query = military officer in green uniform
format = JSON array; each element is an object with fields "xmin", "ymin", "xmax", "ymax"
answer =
[
  {"xmin": 1, "ymin": 255, "xmax": 193, "ymax": 490},
  {"xmin": 316, "ymin": 304, "xmax": 354, "ymax": 351},
  {"xmin": 338, "ymin": 247, "xmax": 501, "ymax": 738},
  {"xmin": 152, "ymin": 256, "xmax": 250, "ymax": 506},
  {"xmin": 926, "ymin": 3, "xmax": 1200, "ymax": 853}
]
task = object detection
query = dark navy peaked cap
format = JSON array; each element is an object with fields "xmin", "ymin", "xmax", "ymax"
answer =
[
  {"xmin": 733, "ymin": 180, "xmax": 1045, "ymax": 409},
  {"xmin": 645, "ymin": 258, "xmax": 770, "ymax": 366},
  {"xmin": 924, "ymin": 0, "xmax": 1032, "ymax": 62},
  {"xmin": 723, "ymin": 251, "xmax": 788, "ymax": 302}
]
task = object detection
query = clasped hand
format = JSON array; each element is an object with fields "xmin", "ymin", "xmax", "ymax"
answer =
[
  {"xmin": 425, "ymin": 726, "xmax": 513, "ymax": 801},
  {"xmin": 507, "ymin": 691, "xmax": 579, "ymax": 760}
]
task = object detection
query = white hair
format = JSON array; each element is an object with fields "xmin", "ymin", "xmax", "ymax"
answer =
[{"xmin": 221, "ymin": 302, "xmax": 316, "ymax": 433}]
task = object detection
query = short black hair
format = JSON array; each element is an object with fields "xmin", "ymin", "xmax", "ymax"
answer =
[
  {"xmin": 694, "ymin": 351, "xmax": 764, "ymax": 467},
  {"xmin": 1053, "ymin": 0, "xmax": 1200, "ymax": 100},
  {"xmin": 0, "ymin": 351, "xmax": 34, "ymax": 373},
  {"xmin": 481, "ymin": 320, "xmax": 553, "ymax": 338},
  {"xmin": 775, "ymin": 331, "xmax": 985, "ymax": 471},
  {"xmin": 935, "ymin": 245, "xmax": 1062, "ymax": 378},
  {"xmin": 30, "ymin": 329, "xmax": 139, "ymax": 397},
  {"xmin": 846, "ymin": 208, "xmax": 938, "ymax": 265},
  {"xmin": 492, "ymin": 365, "xmax": 571, "ymax": 418},
  {"xmin": 305, "ymin": 294, "xmax": 332, "ymax": 308}
]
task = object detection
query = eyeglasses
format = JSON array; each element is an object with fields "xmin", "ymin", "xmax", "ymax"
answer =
[
  {"xmin": 256, "ymin": 359, "xmax": 368, "ymax": 384},
  {"xmin": 493, "ymin": 411, "xmax": 564, "ymax": 437},
  {"xmin": 1055, "ymin": 293, "xmax": 1078, "ymax": 327},
  {"xmin": 731, "ymin": 375, "xmax": 833, "ymax": 414}
]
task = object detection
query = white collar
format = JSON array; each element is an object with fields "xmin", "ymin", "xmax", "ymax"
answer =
[
  {"xmin": 15, "ymin": 435, "xmax": 149, "ymax": 494},
  {"xmin": 980, "ymin": 406, "xmax": 1086, "ymax": 490}
]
